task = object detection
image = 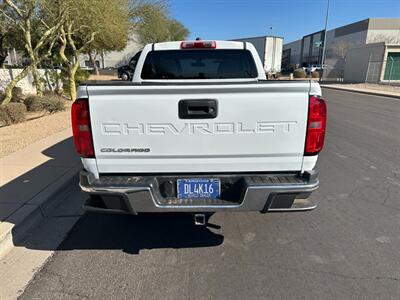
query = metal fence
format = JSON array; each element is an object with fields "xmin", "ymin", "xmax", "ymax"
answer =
[
  {"xmin": 366, "ymin": 59, "xmax": 400, "ymax": 85},
  {"xmin": 319, "ymin": 59, "xmax": 400, "ymax": 85}
]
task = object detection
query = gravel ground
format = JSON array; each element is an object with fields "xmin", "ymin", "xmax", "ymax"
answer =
[
  {"xmin": 0, "ymin": 102, "xmax": 72, "ymax": 158},
  {"xmin": 89, "ymin": 74, "xmax": 118, "ymax": 81}
]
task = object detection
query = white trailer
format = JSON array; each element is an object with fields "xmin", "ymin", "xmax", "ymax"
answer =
[{"xmin": 232, "ymin": 36, "xmax": 283, "ymax": 79}]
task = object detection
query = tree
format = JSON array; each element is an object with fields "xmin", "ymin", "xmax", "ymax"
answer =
[
  {"xmin": 83, "ymin": 0, "xmax": 131, "ymax": 75},
  {"xmin": 133, "ymin": 4, "xmax": 189, "ymax": 45},
  {"xmin": 1, "ymin": 0, "xmax": 188, "ymax": 104},
  {"xmin": 56, "ymin": 0, "xmax": 132, "ymax": 101},
  {"xmin": 132, "ymin": 4, "xmax": 168, "ymax": 45},
  {"xmin": 167, "ymin": 19, "xmax": 189, "ymax": 41},
  {"xmin": 0, "ymin": 0, "xmax": 64, "ymax": 104}
]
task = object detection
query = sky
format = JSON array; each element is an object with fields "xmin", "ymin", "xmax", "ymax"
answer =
[{"xmin": 170, "ymin": 0, "xmax": 400, "ymax": 43}]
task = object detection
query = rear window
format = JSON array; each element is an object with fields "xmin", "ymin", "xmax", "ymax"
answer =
[{"xmin": 141, "ymin": 50, "xmax": 258, "ymax": 79}]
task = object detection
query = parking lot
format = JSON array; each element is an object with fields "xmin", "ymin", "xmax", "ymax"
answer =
[{"xmin": 19, "ymin": 88, "xmax": 400, "ymax": 299}]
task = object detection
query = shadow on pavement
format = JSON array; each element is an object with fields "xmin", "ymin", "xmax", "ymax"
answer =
[
  {"xmin": 0, "ymin": 137, "xmax": 79, "ymax": 223},
  {"xmin": 57, "ymin": 212, "xmax": 224, "ymax": 255},
  {"xmin": 3, "ymin": 137, "xmax": 223, "ymax": 254}
]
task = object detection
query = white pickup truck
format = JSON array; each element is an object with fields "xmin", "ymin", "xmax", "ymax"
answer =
[{"xmin": 72, "ymin": 40, "xmax": 326, "ymax": 224}]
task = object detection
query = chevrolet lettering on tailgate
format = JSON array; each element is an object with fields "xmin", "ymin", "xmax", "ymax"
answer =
[{"xmin": 101, "ymin": 121, "xmax": 298, "ymax": 135}]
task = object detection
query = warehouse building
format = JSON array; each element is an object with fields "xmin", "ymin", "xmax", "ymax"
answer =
[
  {"xmin": 282, "ymin": 18, "xmax": 400, "ymax": 81},
  {"xmin": 344, "ymin": 42, "xmax": 400, "ymax": 82}
]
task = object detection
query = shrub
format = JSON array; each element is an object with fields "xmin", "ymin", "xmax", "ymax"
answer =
[
  {"xmin": 0, "ymin": 103, "xmax": 26, "ymax": 125},
  {"xmin": 0, "ymin": 106, "xmax": 10, "ymax": 125},
  {"xmin": 0, "ymin": 87, "xmax": 25, "ymax": 104},
  {"xmin": 311, "ymin": 71, "xmax": 320, "ymax": 79},
  {"xmin": 44, "ymin": 88, "xmax": 63, "ymax": 97},
  {"xmin": 293, "ymin": 68, "xmax": 306, "ymax": 78},
  {"xmin": 43, "ymin": 90, "xmax": 55, "ymax": 96},
  {"xmin": 11, "ymin": 87, "xmax": 24, "ymax": 103},
  {"xmin": 24, "ymin": 93, "xmax": 66, "ymax": 113},
  {"xmin": 0, "ymin": 87, "xmax": 24, "ymax": 104},
  {"xmin": 24, "ymin": 95, "xmax": 44, "ymax": 112},
  {"xmin": 41, "ymin": 94, "xmax": 65, "ymax": 113}
]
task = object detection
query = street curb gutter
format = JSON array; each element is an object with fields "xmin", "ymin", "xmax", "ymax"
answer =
[
  {"xmin": 321, "ymin": 85, "xmax": 400, "ymax": 100},
  {"xmin": 0, "ymin": 166, "xmax": 80, "ymax": 260}
]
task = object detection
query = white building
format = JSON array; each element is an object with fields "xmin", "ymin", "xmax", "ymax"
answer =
[
  {"xmin": 4, "ymin": 49, "xmax": 26, "ymax": 66},
  {"xmin": 231, "ymin": 36, "xmax": 283, "ymax": 75},
  {"xmin": 79, "ymin": 35, "xmax": 142, "ymax": 69}
]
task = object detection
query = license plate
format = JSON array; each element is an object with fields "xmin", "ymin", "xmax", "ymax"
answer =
[{"xmin": 177, "ymin": 178, "xmax": 220, "ymax": 199}]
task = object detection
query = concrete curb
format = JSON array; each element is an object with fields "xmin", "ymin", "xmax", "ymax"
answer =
[
  {"xmin": 321, "ymin": 85, "xmax": 400, "ymax": 100},
  {"xmin": 0, "ymin": 166, "xmax": 80, "ymax": 260}
]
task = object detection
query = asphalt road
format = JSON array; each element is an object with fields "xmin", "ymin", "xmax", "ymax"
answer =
[{"xmin": 20, "ymin": 89, "xmax": 400, "ymax": 299}]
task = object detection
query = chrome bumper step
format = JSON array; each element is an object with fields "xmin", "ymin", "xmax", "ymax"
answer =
[{"xmin": 80, "ymin": 171, "xmax": 319, "ymax": 213}]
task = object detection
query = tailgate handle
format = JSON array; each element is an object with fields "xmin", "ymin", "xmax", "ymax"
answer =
[{"xmin": 179, "ymin": 100, "xmax": 218, "ymax": 119}]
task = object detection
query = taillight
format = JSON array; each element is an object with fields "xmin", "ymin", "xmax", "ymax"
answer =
[
  {"xmin": 305, "ymin": 95, "xmax": 327, "ymax": 156},
  {"xmin": 71, "ymin": 99, "xmax": 94, "ymax": 158},
  {"xmin": 180, "ymin": 41, "xmax": 216, "ymax": 49}
]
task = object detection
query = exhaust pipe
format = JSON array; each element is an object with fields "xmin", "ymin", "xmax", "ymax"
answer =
[{"xmin": 194, "ymin": 214, "xmax": 206, "ymax": 226}]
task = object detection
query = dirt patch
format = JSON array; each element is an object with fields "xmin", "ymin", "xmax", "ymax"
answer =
[
  {"xmin": 0, "ymin": 102, "xmax": 72, "ymax": 158},
  {"xmin": 89, "ymin": 74, "xmax": 119, "ymax": 81}
]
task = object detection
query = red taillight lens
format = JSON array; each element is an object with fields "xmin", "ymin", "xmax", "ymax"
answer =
[
  {"xmin": 71, "ymin": 99, "xmax": 94, "ymax": 158},
  {"xmin": 305, "ymin": 95, "xmax": 327, "ymax": 156},
  {"xmin": 180, "ymin": 41, "xmax": 216, "ymax": 49}
]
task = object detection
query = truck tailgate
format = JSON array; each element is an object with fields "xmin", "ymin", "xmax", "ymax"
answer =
[{"xmin": 87, "ymin": 82, "xmax": 310, "ymax": 173}]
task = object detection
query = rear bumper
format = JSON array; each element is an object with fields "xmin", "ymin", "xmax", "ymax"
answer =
[{"xmin": 79, "ymin": 171, "xmax": 319, "ymax": 214}]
